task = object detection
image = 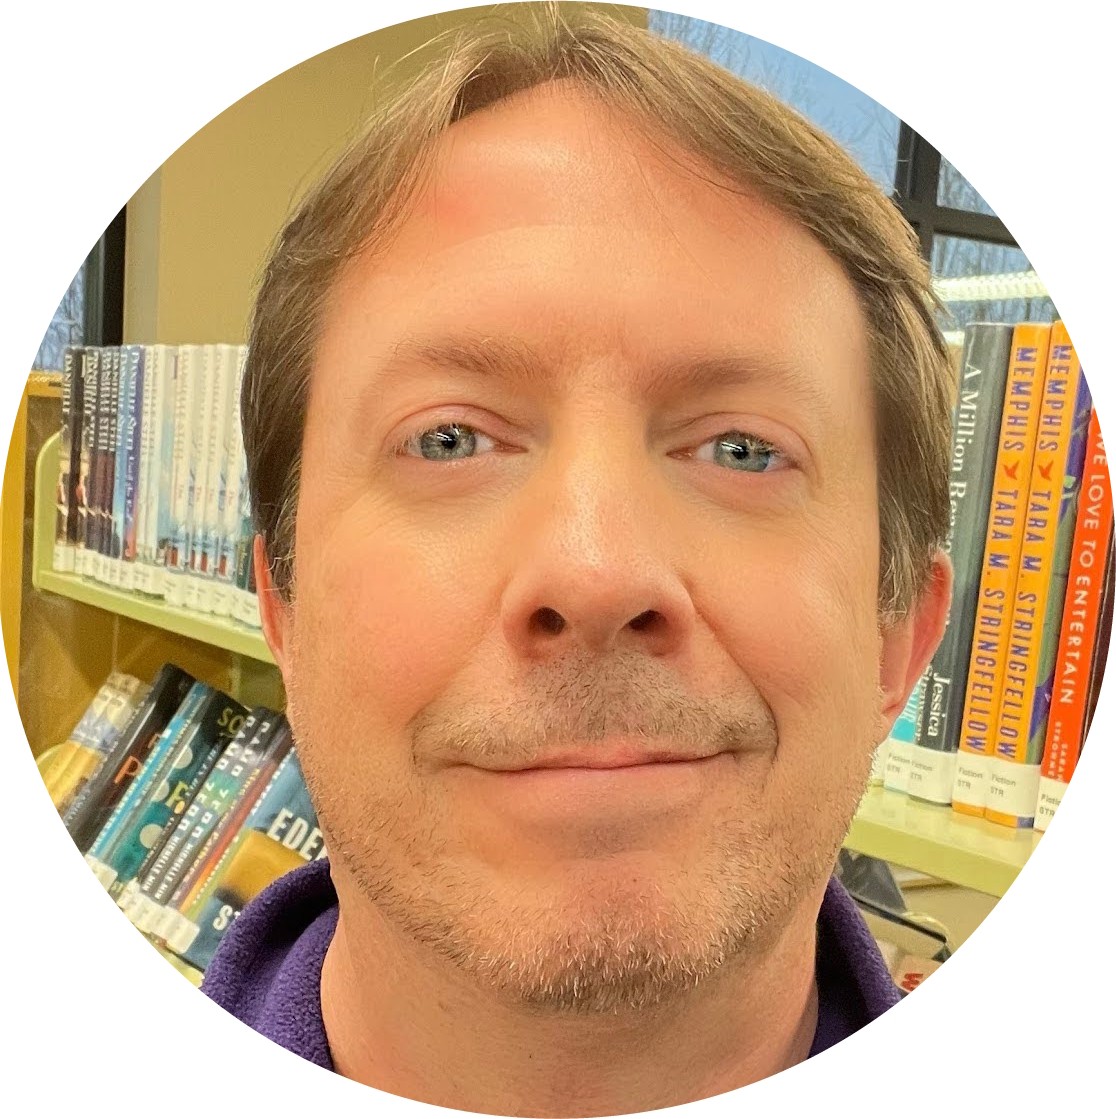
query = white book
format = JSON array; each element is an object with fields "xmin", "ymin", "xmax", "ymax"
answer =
[
  {"xmin": 151, "ymin": 346, "xmax": 179, "ymax": 594},
  {"xmin": 184, "ymin": 344, "xmax": 217, "ymax": 613},
  {"xmin": 213, "ymin": 345, "xmax": 247, "ymax": 618},
  {"xmin": 134, "ymin": 345, "xmax": 158, "ymax": 593},
  {"xmin": 165, "ymin": 344, "xmax": 201, "ymax": 607},
  {"xmin": 199, "ymin": 343, "xmax": 236, "ymax": 613}
]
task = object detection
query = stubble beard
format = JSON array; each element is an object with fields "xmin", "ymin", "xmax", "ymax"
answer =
[{"xmin": 286, "ymin": 645, "xmax": 866, "ymax": 1017}]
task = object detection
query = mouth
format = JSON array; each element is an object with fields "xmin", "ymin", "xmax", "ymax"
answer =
[{"xmin": 470, "ymin": 743, "xmax": 730, "ymax": 773}]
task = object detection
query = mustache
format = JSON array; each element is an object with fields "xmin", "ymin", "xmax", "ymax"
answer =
[{"xmin": 409, "ymin": 652, "xmax": 778, "ymax": 766}]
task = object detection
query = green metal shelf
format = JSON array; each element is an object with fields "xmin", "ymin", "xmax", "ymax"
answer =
[
  {"xmin": 31, "ymin": 433, "xmax": 274, "ymax": 665},
  {"xmin": 844, "ymin": 785, "xmax": 1040, "ymax": 897}
]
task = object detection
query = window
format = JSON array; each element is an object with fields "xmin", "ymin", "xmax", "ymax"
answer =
[{"xmin": 649, "ymin": 11, "xmax": 901, "ymax": 189}]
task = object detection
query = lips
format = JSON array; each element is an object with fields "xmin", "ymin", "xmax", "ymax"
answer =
[{"xmin": 479, "ymin": 746, "xmax": 724, "ymax": 772}]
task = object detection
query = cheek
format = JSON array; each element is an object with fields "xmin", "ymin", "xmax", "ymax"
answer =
[
  {"xmin": 291, "ymin": 493, "xmax": 501, "ymax": 731},
  {"xmin": 705, "ymin": 510, "xmax": 882, "ymax": 746}
]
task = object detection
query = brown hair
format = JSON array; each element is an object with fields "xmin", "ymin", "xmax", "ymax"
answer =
[{"xmin": 243, "ymin": 3, "xmax": 953, "ymax": 621}]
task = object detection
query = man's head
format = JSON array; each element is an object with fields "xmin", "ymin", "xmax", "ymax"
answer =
[{"xmin": 247, "ymin": 8, "xmax": 952, "ymax": 1014}]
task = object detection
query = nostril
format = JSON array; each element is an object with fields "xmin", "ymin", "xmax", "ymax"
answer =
[
  {"xmin": 629, "ymin": 610, "xmax": 660, "ymax": 632},
  {"xmin": 533, "ymin": 607, "xmax": 566, "ymax": 635}
]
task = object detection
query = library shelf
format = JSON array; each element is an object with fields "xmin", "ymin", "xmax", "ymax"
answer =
[{"xmin": 31, "ymin": 433, "xmax": 274, "ymax": 666}]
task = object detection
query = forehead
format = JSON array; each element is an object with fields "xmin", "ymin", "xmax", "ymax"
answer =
[{"xmin": 319, "ymin": 81, "xmax": 871, "ymax": 404}]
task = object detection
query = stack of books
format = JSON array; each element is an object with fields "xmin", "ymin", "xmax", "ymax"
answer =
[
  {"xmin": 876, "ymin": 321, "xmax": 1112, "ymax": 831},
  {"xmin": 51, "ymin": 343, "xmax": 260, "ymax": 627}
]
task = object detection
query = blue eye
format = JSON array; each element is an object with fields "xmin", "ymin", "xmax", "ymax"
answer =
[
  {"xmin": 403, "ymin": 423, "xmax": 496, "ymax": 461},
  {"xmin": 695, "ymin": 430, "xmax": 783, "ymax": 473}
]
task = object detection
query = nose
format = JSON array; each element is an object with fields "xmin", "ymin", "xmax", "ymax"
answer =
[{"xmin": 499, "ymin": 439, "xmax": 696, "ymax": 662}]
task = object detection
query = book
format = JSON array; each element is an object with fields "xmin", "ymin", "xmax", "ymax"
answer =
[
  {"xmin": 951, "ymin": 324, "xmax": 1052, "ymax": 815},
  {"xmin": 47, "ymin": 677, "xmax": 150, "ymax": 814},
  {"xmin": 86, "ymin": 685, "xmax": 248, "ymax": 896},
  {"xmin": 94, "ymin": 346, "xmax": 120, "ymax": 583},
  {"xmin": 166, "ymin": 343, "xmax": 201, "ymax": 605},
  {"xmin": 152, "ymin": 344, "xmax": 179, "ymax": 581},
  {"xmin": 110, "ymin": 344, "xmax": 143, "ymax": 589},
  {"xmin": 987, "ymin": 325, "xmax": 1092, "ymax": 826},
  {"xmin": 77, "ymin": 346, "xmax": 102, "ymax": 577},
  {"xmin": 83, "ymin": 682, "xmax": 213, "ymax": 886},
  {"xmin": 121, "ymin": 343, "xmax": 146, "ymax": 590},
  {"xmin": 184, "ymin": 344, "xmax": 217, "ymax": 612},
  {"xmin": 53, "ymin": 344, "xmax": 82, "ymax": 572},
  {"xmin": 61, "ymin": 663, "xmax": 196, "ymax": 852},
  {"xmin": 171, "ymin": 747, "xmax": 324, "ymax": 970},
  {"xmin": 37, "ymin": 673, "xmax": 143, "ymax": 805},
  {"xmin": 909, "ymin": 323, "xmax": 1013, "ymax": 805},
  {"xmin": 1035, "ymin": 412, "xmax": 1111, "ymax": 830},
  {"xmin": 1083, "ymin": 538, "xmax": 1114, "ymax": 741},
  {"xmin": 125, "ymin": 709, "xmax": 283, "ymax": 934},
  {"xmin": 213, "ymin": 345, "xmax": 247, "ymax": 617},
  {"xmin": 151, "ymin": 717, "xmax": 293, "ymax": 943}
]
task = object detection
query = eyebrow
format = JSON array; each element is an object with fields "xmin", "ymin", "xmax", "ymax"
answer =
[{"xmin": 379, "ymin": 331, "xmax": 836, "ymax": 419}]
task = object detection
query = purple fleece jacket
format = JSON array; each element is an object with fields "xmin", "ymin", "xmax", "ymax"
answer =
[{"xmin": 202, "ymin": 859, "xmax": 902, "ymax": 1073}]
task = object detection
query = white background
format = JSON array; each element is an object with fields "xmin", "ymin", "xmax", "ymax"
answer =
[{"xmin": 1, "ymin": 1, "xmax": 1111, "ymax": 1114}]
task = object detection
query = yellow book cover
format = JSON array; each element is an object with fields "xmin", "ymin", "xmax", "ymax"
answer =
[
  {"xmin": 952, "ymin": 324, "xmax": 1051, "ymax": 816},
  {"xmin": 987, "ymin": 322, "xmax": 1089, "ymax": 826}
]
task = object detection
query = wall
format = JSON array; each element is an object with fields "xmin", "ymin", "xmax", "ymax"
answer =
[{"xmin": 123, "ymin": 3, "xmax": 647, "ymax": 344}]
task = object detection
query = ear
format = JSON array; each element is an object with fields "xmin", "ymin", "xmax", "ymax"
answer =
[
  {"xmin": 254, "ymin": 534, "xmax": 292, "ymax": 677},
  {"xmin": 876, "ymin": 549, "xmax": 953, "ymax": 742}
]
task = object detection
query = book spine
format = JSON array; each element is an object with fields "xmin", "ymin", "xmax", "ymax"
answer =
[
  {"xmin": 97, "ymin": 347, "xmax": 120, "ymax": 583},
  {"xmin": 92, "ymin": 690, "xmax": 247, "ymax": 896},
  {"xmin": 214, "ymin": 346, "xmax": 247, "ymax": 618},
  {"xmin": 201, "ymin": 344, "xmax": 236, "ymax": 613},
  {"xmin": 1034, "ymin": 414, "xmax": 1110, "ymax": 829},
  {"xmin": 84, "ymin": 682, "xmax": 212, "ymax": 886},
  {"xmin": 54, "ymin": 345, "xmax": 79, "ymax": 571},
  {"xmin": 49, "ymin": 683, "xmax": 147, "ymax": 814},
  {"xmin": 951, "ymin": 324, "xmax": 1052, "ymax": 815},
  {"xmin": 183, "ymin": 344, "xmax": 216, "ymax": 612},
  {"xmin": 910, "ymin": 323, "xmax": 1014, "ymax": 804},
  {"xmin": 127, "ymin": 712, "xmax": 279, "ymax": 932},
  {"xmin": 120, "ymin": 344, "xmax": 145, "ymax": 590},
  {"xmin": 987, "ymin": 324, "xmax": 1091, "ymax": 826},
  {"xmin": 116, "ymin": 706, "xmax": 269, "ymax": 919},
  {"xmin": 61, "ymin": 664, "xmax": 196, "ymax": 852},
  {"xmin": 134, "ymin": 344, "xmax": 157, "ymax": 590},
  {"xmin": 153, "ymin": 346, "xmax": 179, "ymax": 582},
  {"xmin": 110, "ymin": 346, "xmax": 133, "ymax": 585},
  {"xmin": 173, "ymin": 749, "xmax": 324, "ymax": 968},
  {"xmin": 157, "ymin": 720, "xmax": 293, "ymax": 948},
  {"xmin": 166, "ymin": 344, "xmax": 199, "ymax": 603},
  {"xmin": 77, "ymin": 347, "xmax": 101, "ymax": 577},
  {"xmin": 1083, "ymin": 539, "xmax": 1115, "ymax": 743}
]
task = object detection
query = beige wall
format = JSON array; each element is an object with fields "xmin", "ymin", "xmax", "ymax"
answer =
[{"xmin": 123, "ymin": 4, "xmax": 647, "ymax": 344}]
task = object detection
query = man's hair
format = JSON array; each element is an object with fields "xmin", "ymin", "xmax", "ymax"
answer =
[{"xmin": 243, "ymin": 3, "xmax": 953, "ymax": 622}]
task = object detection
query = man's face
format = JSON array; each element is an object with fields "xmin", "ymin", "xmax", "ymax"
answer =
[{"xmin": 272, "ymin": 85, "xmax": 901, "ymax": 1011}]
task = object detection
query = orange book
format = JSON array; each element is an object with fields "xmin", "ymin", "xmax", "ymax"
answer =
[
  {"xmin": 1035, "ymin": 412, "xmax": 1111, "ymax": 830},
  {"xmin": 987, "ymin": 322, "xmax": 1090, "ymax": 827},
  {"xmin": 951, "ymin": 324, "xmax": 1051, "ymax": 816}
]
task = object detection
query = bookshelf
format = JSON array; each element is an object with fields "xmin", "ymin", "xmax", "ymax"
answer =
[
  {"xmin": 29, "ymin": 431, "xmax": 1043, "ymax": 899},
  {"xmin": 31, "ymin": 433, "xmax": 273, "ymax": 665},
  {"xmin": 845, "ymin": 786, "xmax": 1040, "ymax": 897}
]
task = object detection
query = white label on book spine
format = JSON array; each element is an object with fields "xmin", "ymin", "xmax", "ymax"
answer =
[
  {"xmin": 53, "ymin": 543, "xmax": 74, "ymax": 573},
  {"xmin": 985, "ymin": 757, "xmax": 1042, "ymax": 820},
  {"xmin": 907, "ymin": 744, "xmax": 957, "ymax": 805},
  {"xmin": 883, "ymin": 738, "xmax": 912, "ymax": 793},
  {"xmin": 951, "ymin": 752, "xmax": 988, "ymax": 811},
  {"xmin": 84, "ymin": 855, "xmax": 117, "ymax": 891},
  {"xmin": 868, "ymin": 739, "xmax": 888, "ymax": 785},
  {"xmin": 1034, "ymin": 776, "xmax": 1066, "ymax": 832}
]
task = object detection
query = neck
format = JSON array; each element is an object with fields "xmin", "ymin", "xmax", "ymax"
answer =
[{"xmin": 320, "ymin": 880, "xmax": 824, "ymax": 1116}]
